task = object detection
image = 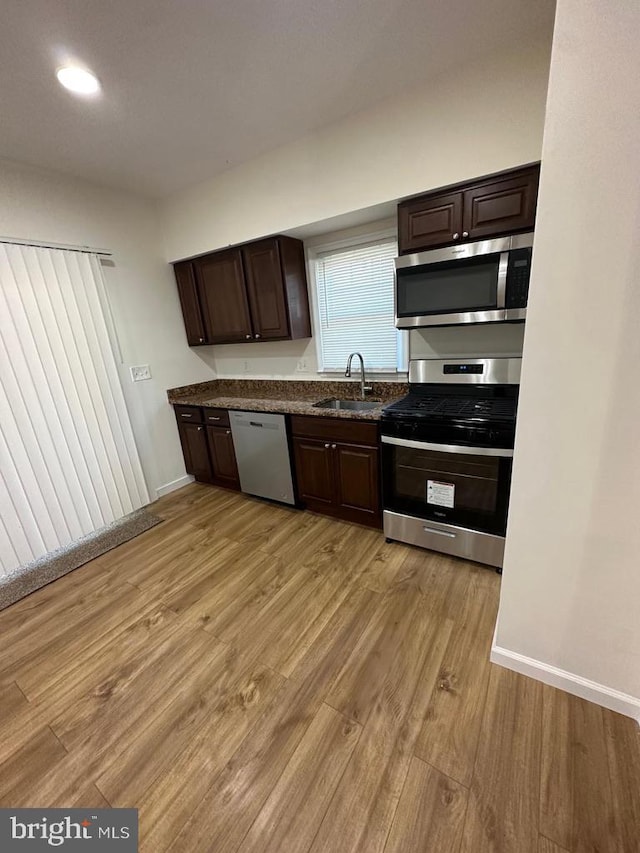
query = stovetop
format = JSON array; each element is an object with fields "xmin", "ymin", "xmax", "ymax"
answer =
[
  {"xmin": 383, "ymin": 384, "xmax": 518, "ymax": 422},
  {"xmin": 381, "ymin": 383, "xmax": 519, "ymax": 448},
  {"xmin": 383, "ymin": 392, "xmax": 517, "ymax": 422}
]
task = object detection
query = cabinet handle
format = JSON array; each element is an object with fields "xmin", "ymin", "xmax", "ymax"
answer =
[
  {"xmin": 462, "ymin": 231, "xmax": 469, "ymax": 238},
  {"xmin": 245, "ymin": 334, "xmax": 251, "ymax": 339},
  {"xmin": 452, "ymin": 232, "xmax": 460, "ymax": 240},
  {"xmin": 197, "ymin": 426, "xmax": 202, "ymax": 432},
  {"xmin": 226, "ymin": 429, "xmax": 231, "ymax": 435},
  {"xmin": 198, "ymin": 337, "xmax": 204, "ymax": 343},
  {"xmin": 208, "ymin": 416, "xmax": 221, "ymax": 421},
  {"xmin": 324, "ymin": 443, "xmax": 330, "ymax": 449},
  {"xmin": 331, "ymin": 444, "xmax": 337, "ymax": 449},
  {"xmin": 255, "ymin": 334, "xmax": 261, "ymax": 339},
  {"xmin": 181, "ymin": 414, "xmax": 192, "ymax": 418}
]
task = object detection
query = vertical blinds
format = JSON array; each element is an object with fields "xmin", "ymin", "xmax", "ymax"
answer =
[
  {"xmin": 0, "ymin": 243, "xmax": 148, "ymax": 576},
  {"xmin": 315, "ymin": 238, "xmax": 402, "ymax": 371}
]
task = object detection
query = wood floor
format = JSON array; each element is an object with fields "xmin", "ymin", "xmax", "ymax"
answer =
[{"xmin": 1, "ymin": 483, "xmax": 639, "ymax": 852}]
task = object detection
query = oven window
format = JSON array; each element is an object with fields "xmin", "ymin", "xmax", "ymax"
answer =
[
  {"xmin": 383, "ymin": 444, "xmax": 512, "ymax": 535},
  {"xmin": 397, "ymin": 254, "xmax": 500, "ymax": 317}
]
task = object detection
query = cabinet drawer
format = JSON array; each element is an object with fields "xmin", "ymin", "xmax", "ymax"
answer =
[
  {"xmin": 290, "ymin": 415, "xmax": 378, "ymax": 447},
  {"xmin": 203, "ymin": 408, "xmax": 230, "ymax": 427},
  {"xmin": 174, "ymin": 405, "xmax": 204, "ymax": 424}
]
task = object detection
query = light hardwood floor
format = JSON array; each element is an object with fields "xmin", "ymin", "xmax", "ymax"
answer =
[{"xmin": 1, "ymin": 483, "xmax": 639, "ymax": 852}]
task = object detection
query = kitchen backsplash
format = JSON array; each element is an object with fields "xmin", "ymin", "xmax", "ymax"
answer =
[
  {"xmin": 192, "ymin": 324, "xmax": 525, "ymax": 381},
  {"xmin": 410, "ymin": 324, "xmax": 525, "ymax": 359}
]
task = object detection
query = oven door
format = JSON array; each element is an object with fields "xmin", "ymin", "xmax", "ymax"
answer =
[
  {"xmin": 395, "ymin": 238, "xmax": 510, "ymax": 328},
  {"xmin": 381, "ymin": 436, "xmax": 513, "ymax": 535}
]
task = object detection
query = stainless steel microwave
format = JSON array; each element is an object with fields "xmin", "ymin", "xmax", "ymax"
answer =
[{"xmin": 395, "ymin": 232, "xmax": 533, "ymax": 328}]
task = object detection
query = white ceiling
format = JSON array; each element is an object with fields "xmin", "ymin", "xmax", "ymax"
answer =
[{"xmin": 0, "ymin": 0, "xmax": 555, "ymax": 198}]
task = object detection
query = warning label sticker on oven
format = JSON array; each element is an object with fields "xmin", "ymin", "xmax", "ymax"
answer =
[{"xmin": 427, "ymin": 480, "xmax": 455, "ymax": 508}]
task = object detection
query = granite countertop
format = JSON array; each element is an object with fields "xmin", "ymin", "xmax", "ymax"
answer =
[{"xmin": 167, "ymin": 378, "xmax": 408, "ymax": 421}]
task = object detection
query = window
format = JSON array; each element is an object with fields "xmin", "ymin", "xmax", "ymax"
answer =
[{"xmin": 310, "ymin": 234, "xmax": 406, "ymax": 373}]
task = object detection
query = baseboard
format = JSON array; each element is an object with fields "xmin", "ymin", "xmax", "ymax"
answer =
[
  {"xmin": 155, "ymin": 474, "xmax": 195, "ymax": 498},
  {"xmin": 491, "ymin": 645, "xmax": 640, "ymax": 723}
]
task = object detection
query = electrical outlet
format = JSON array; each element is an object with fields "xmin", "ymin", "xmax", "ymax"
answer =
[
  {"xmin": 295, "ymin": 359, "xmax": 308, "ymax": 373},
  {"xmin": 242, "ymin": 360, "xmax": 250, "ymax": 374},
  {"xmin": 130, "ymin": 364, "xmax": 152, "ymax": 382}
]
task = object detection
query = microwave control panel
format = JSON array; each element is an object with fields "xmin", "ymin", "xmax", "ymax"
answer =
[{"xmin": 505, "ymin": 248, "xmax": 532, "ymax": 308}]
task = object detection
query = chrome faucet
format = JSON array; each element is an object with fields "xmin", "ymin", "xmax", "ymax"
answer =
[{"xmin": 345, "ymin": 352, "xmax": 372, "ymax": 400}]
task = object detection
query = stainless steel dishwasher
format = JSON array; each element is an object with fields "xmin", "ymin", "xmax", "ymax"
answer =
[{"xmin": 229, "ymin": 411, "xmax": 295, "ymax": 505}]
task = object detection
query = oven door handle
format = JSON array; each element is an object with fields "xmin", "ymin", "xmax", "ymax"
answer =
[{"xmin": 381, "ymin": 435, "xmax": 514, "ymax": 458}]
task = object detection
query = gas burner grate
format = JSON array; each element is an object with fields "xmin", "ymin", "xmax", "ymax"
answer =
[{"xmin": 384, "ymin": 394, "xmax": 517, "ymax": 421}]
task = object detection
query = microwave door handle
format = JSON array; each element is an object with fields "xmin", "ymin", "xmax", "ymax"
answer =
[{"xmin": 496, "ymin": 252, "xmax": 509, "ymax": 310}]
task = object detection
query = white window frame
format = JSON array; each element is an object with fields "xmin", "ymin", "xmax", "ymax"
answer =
[{"xmin": 306, "ymin": 222, "xmax": 408, "ymax": 377}]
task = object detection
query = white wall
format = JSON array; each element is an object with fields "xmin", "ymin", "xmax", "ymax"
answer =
[
  {"xmin": 0, "ymin": 159, "xmax": 215, "ymax": 497},
  {"xmin": 162, "ymin": 39, "xmax": 551, "ymax": 262},
  {"xmin": 493, "ymin": 0, "xmax": 640, "ymax": 718},
  {"xmin": 160, "ymin": 39, "xmax": 550, "ymax": 380}
]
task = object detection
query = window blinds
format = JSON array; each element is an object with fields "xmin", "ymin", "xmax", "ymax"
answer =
[
  {"xmin": 315, "ymin": 238, "xmax": 403, "ymax": 371},
  {"xmin": 0, "ymin": 243, "xmax": 148, "ymax": 576}
]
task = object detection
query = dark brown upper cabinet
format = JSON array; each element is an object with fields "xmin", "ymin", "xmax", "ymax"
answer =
[
  {"xmin": 398, "ymin": 164, "xmax": 540, "ymax": 254},
  {"xmin": 174, "ymin": 261, "xmax": 206, "ymax": 346},
  {"xmin": 173, "ymin": 235, "xmax": 311, "ymax": 346},
  {"xmin": 242, "ymin": 239, "xmax": 289, "ymax": 340},
  {"xmin": 195, "ymin": 249, "xmax": 253, "ymax": 344},
  {"xmin": 462, "ymin": 168, "xmax": 540, "ymax": 241},
  {"xmin": 398, "ymin": 192, "xmax": 464, "ymax": 255}
]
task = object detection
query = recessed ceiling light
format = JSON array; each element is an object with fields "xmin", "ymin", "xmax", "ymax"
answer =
[{"xmin": 56, "ymin": 65, "xmax": 101, "ymax": 96}]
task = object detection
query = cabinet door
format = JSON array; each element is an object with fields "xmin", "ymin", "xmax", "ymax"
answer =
[
  {"xmin": 178, "ymin": 422, "xmax": 212, "ymax": 482},
  {"xmin": 293, "ymin": 438, "xmax": 335, "ymax": 508},
  {"xmin": 463, "ymin": 166, "xmax": 539, "ymax": 240},
  {"xmin": 398, "ymin": 192, "xmax": 464, "ymax": 253},
  {"xmin": 334, "ymin": 442, "xmax": 381, "ymax": 528},
  {"xmin": 206, "ymin": 426, "xmax": 240, "ymax": 489},
  {"xmin": 195, "ymin": 250, "xmax": 253, "ymax": 344},
  {"xmin": 242, "ymin": 239, "xmax": 289, "ymax": 340},
  {"xmin": 174, "ymin": 261, "xmax": 206, "ymax": 346}
]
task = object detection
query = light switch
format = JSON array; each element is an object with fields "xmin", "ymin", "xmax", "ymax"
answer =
[{"xmin": 130, "ymin": 364, "xmax": 152, "ymax": 382}]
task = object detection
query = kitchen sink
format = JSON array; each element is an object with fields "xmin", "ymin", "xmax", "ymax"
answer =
[{"xmin": 313, "ymin": 398, "xmax": 381, "ymax": 412}]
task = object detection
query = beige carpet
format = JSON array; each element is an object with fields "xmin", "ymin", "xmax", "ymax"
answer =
[{"xmin": 0, "ymin": 508, "xmax": 162, "ymax": 610}]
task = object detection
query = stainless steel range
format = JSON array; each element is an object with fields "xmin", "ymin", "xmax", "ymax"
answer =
[{"xmin": 381, "ymin": 357, "xmax": 521, "ymax": 569}]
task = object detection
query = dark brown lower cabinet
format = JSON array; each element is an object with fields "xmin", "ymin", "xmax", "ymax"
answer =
[
  {"xmin": 334, "ymin": 442, "xmax": 380, "ymax": 522},
  {"xmin": 174, "ymin": 407, "xmax": 380, "ymax": 524},
  {"xmin": 206, "ymin": 426, "xmax": 240, "ymax": 490},
  {"xmin": 293, "ymin": 439, "xmax": 335, "ymax": 507},
  {"xmin": 177, "ymin": 421, "xmax": 212, "ymax": 482},
  {"xmin": 175, "ymin": 406, "xmax": 239, "ymax": 489},
  {"xmin": 291, "ymin": 416, "xmax": 381, "ymax": 528}
]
